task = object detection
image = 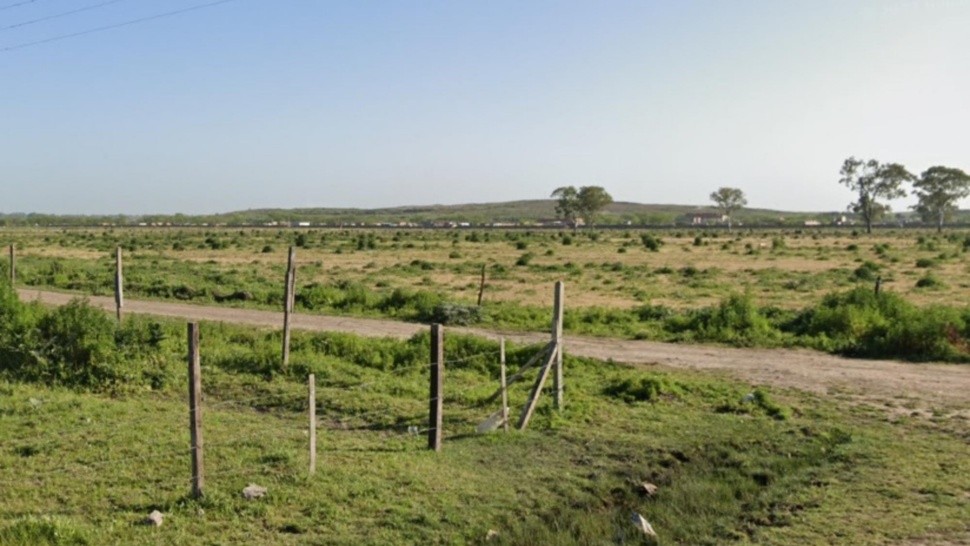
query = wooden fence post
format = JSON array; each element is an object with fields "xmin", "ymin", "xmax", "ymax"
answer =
[
  {"xmin": 282, "ymin": 247, "xmax": 296, "ymax": 368},
  {"xmin": 428, "ymin": 324, "xmax": 443, "ymax": 452},
  {"xmin": 552, "ymin": 281, "xmax": 564, "ymax": 410},
  {"xmin": 477, "ymin": 264, "xmax": 486, "ymax": 306},
  {"xmin": 500, "ymin": 338, "xmax": 509, "ymax": 433},
  {"xmin": 308, "ymin": 373, "xmax": 316, "ymax": 476},
  {"xmin": 8, "ymin": 244, "xmax": 14, "ymax": 285},
  {"xmin": 187, "ymin": 323, "xmax": 204, "ymax": 498},
  {"xmin": 114, "ymin": 247, "xmax": 123, "ymax": 322}
]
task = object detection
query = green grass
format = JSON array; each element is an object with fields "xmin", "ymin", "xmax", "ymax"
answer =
[{"xmin": 1, "ymin": 317, "xmax": 969, "ymax": 544}]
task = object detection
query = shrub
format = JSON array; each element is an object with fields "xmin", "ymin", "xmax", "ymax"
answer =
[
  {"xmin": 426, "ymin": 303, "xmax": 483, "ymax": 326},
  {"xmin": 34, "ymin": 299, "xmax": 118, "ymax": 388},
  {"xmin": 682, "ymin": 293, "xmax": 778, "ymax": 345},
  {"xmin": 641, "ymin": 233, "xmax": 663, "ymax": 252},
  {"xmin": 603, "ymin": 376, "xmax": 683, "ymax": 403},
  {"xmin": 853, "ymin": 261, "xmax": 880, "ymax": 281},
  {"xmin": 915, "ymin": 274, "xmax": 945, "ymax": 289},
  {"xmin": 915, "ymin": 258, "xmax": 935, "ymax": 268}
]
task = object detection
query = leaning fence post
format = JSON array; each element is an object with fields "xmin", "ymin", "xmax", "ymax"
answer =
[
  {"xmin": 8, "ymin": 244, "xmax": 14, "ymax": 285},
  {"xmin": 552, "ymin": 281, "xmax": 564, "ymax": 410},
  {"xmin": 114, "ymin": 246, "xmax": 124, "ymax": 322},
  {"xmin": 282, "ymin": 246, "xmax": 296, "ymax": 368},
  {"xmin": 308, "ymin": 373, "xmax": 316, "ymax": 476},
  {"xmin": 187, "ymin": 322, "xmax": 204, "ymax": 498},
  {"xmin": 500, "ymin": 338, "xmax": 509, "ymax": 433},
  {"xmin": 428, "ymin": 324, "xmax": 444, "ymax": 452}
]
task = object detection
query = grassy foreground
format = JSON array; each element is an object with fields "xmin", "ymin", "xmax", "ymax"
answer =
[{"xmin": 1, "ymin": 319, "xmax": 969, "ymax": 545}]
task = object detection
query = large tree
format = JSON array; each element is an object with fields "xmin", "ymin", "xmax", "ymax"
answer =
[
  {"xmin": 577, "ymin": 186, "xmax": 613, "ymax": 227},
  {"xmin": 911, "ymin": 166, "xmax": 970, "ymax": 233},
  {"xmin": 551, "ymin": 186, "xmax": 580, "ymax": 229},
  {"xmin": 838, "ymin": 157, "xmax": 913, "ymax": 234},
  {"xmin": 709, "ymin": 187, "xmax": 747, "ymax": 230},
  {"xmin": 551, "ymin": 185, "xmax": 613, "ymax": 228}
]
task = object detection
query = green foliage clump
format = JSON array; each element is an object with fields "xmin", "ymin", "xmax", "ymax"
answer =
[
  {"xmin": 640, "ymin": 233, "xmax": 663, "ymax": 252},
  {"xmin": 426, "ymin": 303, "xmax": 483, "ymax": 326},
  {"xmin": 677, "ymin": 293, "xmax": 778, "ymax": 346},
  {"xmin": 792, "ymin": 287, "xmax": 967, "ymax": 360},
  {"xmin": 915, "ymin": 274, "xmax": 945, "ymax": 289},
  {"xmin": 603, "ymin": 376, "xmax": 683, "ymax": 403},
  {"xmin": 853, "ymin": 261, "xmax": 880, "ymax": 281}
]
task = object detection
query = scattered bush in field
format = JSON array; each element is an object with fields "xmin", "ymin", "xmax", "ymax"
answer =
[
  {"xmin": 641, "ymin": 233, "xmax": 663, "ymax": 252},
  {"xmin": 561, "ymin": 235, "xmax": 573, "ymax": 245},
  {"xmin": 914, "ymin": 258, "xmax": 935, "ymax": 268},
  {"xmin": 515, "ymin": 241, "xmax": 528, "ymax": 250},
  {"xmin": 515, "ymin": 252, "xmax": 535, "ymax": 266},
  {"xmin": 261, "ymin": 245, "xmax": 274, "ymax": 253},
  {"xmin": 677, "ymin": 293, "xmax": 778, "ymax": 346},
  {"xmin": 915, "ymin": 274, "xmax": 945, "ymax": 289},
  {"xmin": 603, "ymin": 376, "xmax": 683, "ymax": 403},
  {"xmin": 426, "ymin": 303, "xmax": 483, "ymax": 326},
  {"xmin": 853, "ymin": 261, "xmax": 880, "ymax": 281}
]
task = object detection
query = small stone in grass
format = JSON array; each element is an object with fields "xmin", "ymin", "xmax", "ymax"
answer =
[{"xmin": 243, "ymin": 484, "xmax": 267, "ymax": 500}]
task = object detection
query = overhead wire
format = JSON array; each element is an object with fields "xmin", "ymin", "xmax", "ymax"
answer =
[
  {"xmin": 0, "ymin": 0, "xmax": 43, "ymax": 12},
  {"xmin": 1, "ymin": 0, "xmax": 240, "ymax": 52},
  {"xmin": 2, "ymin": 0, "xmax": 129, "ymax": 32}
]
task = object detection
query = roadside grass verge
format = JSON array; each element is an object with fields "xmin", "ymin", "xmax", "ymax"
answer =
[{"xmin": 1, "ymin": 316, "xmax": 969, "ymax": 544}]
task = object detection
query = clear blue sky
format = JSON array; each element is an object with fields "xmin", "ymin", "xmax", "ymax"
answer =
[{"xmin": 2, "ymin": 0, "xmax": 968, "ymax": 215}]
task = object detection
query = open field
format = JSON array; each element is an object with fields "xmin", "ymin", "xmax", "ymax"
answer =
[
  {"xmin": 2, "ymin": 234, "xmax": 970, "ymax": 544},
  {"xmin": 4, "ymin": 226, "xmax": 970, "ymax": 361},
  {"xmin": 4, "ymin": 227, "xmax": 970, "ymax": 311}
]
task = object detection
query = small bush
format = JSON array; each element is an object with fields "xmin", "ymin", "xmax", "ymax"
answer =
[
  {"xmin": 603, "ymin": 376, "xmax": 683, "ymax": 403},
  {"xmin": 915, "ymin": 274, "xmax": 944, "ymax": 289},
  {"xmin": 641, "ymin": 233, "xmax": 663, "ymax": 252}
]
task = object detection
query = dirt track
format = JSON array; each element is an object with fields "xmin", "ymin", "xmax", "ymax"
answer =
[{"xmin": 17, "ymin": 288, "xmax": 970, "ymax": 409}]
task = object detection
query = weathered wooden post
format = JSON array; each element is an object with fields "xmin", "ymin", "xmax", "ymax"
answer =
[
  {"xmin": 308, "ymin": 373, "xmax": 316, "ymax": 476},
  {"xmin": 500, "ymin": 338, "xmax": 509, "ymax": 433},
  {"xmin": 187, "ymin": 323, "xmax": 204, "ymax": 498},
  {"xmin": 282, "ymin": 246, "xmax": 296, "ymax": 368},
  {"xmin": 477, "ymin": 264, "xmax": 486, "ymax": 306},
  {"xmin": 552, "ymin": 281, "xmax": 564, "ymax": 410},
  {"xmin": 8, "ymin": 244, "xmax": 14, "ymax": 285},
  {"xmin": 874, "ymin": 276, "xmax": 882, "ymax": 297},
  {"xmin": 428, "ymin": 324, "xmax": 444, "ymax": 452},
  {"xmin": 114, "ymin": 247, "xmax": 124, "ymax": 322}
]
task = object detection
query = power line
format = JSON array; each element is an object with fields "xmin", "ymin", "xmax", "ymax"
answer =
[
  {"xmin": 0, "ymin": 0, "xmax": 43, "ymax": 12},
  {"xmin": 1, "ymin": 0, "xmax": 240, "ymax": 52},
  {"xmin": 2, "ymin": 0, "xmax": 129, "ymax": 32}
]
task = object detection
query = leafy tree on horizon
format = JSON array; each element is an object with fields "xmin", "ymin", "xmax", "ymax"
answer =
[
  {"xmin": 911, "ymin": 166, "xmax": 970, "ymax": 233},
  {"xmin": 709, "ymin": 187, "xmax": 747, "ymax": 231},
  {"xmin": 839, "ymin": 157, "xmax": 913, "ymax": 234},
  {"xmin": 551, "ymin": 185, "xmax": 613, "ymax": 229},
  {"xmin": 551, "ymin": 186, "xmax": 580, "ymax": 229}
]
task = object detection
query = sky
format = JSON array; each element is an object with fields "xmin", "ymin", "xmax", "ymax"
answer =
[{"xmin": 1, "ymin": 0, "xmax": 968, "ymax": 215}]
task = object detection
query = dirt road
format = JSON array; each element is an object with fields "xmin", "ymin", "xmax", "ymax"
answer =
[{"xmin": 18, "ymin": 288, "xmax": 970, "ymax": 409}]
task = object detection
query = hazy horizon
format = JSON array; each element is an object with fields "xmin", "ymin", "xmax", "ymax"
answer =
[{"xmin": 3, "ymin": 1, "xmax": 968, "ymax": 215}]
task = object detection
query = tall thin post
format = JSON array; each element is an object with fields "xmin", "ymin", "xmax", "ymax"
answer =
[
  {"xmin": 114, "ymin": 247, "xmax": 124, "ymax": 322},
  {"xmin": 552, "ymin": 281, "xmax": 564, "ymax": 410},
  {"xmin": 477, "ymin": 264, "xmax": 486, "ymax": 306},
  {"xmin": 282, "ymin": 247, "xmax": 296, "ymax": 368},
  {"xmin": 308, "ymin": 373, "xmax": 316, "ymax": 476},
  {"xmin": 500, "ymin": 338, "xmax": 509, "ymax": 433},
  {"xmin": 428, "ymin": 324, "xmax": 444, "ymax": 452},
  {"xmin": 187, "ymin": 323, "xmax": 204, "ymax": 498},
  {"xmin": 8, "ymin": 244, "xmax": 14, "ymax": 285}
]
